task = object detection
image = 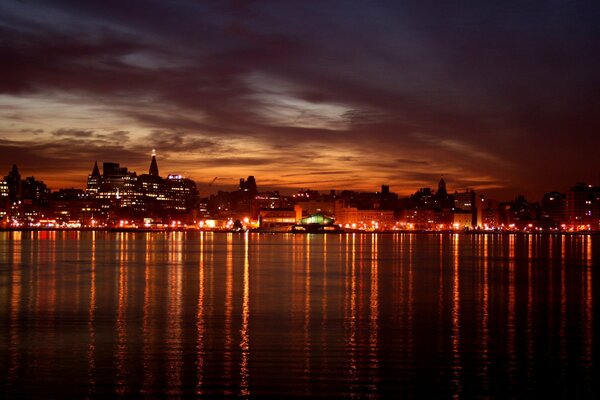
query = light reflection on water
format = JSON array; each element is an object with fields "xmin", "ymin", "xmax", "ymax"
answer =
[{"xmin": 0, "ymin": 231, "xmax": 599, "ymax": 398}]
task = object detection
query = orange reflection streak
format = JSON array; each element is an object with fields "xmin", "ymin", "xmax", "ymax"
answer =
[
  {"xmin": 141, "ymin": 233, "xmax": 155, "ymax": 395},
  {"xmin": 559, "ymin": 236, "xmax": 567, "ymax": 387},
  {"xmin": 115, "ymin": 233, "xmax": 129, "ymax": 395},
  {"xmin": 507, "ymin": 234, "xmax": 516, "ymax": 385},
  {"xmin": 196, "ymin": 232, "xmax": 206, "ymax": 395},
  {"xmin": 437, "ymin": 234, "xmax": 444, "ymax": 355},
  {"xmin": 166, "ymin": 232, "xmax": 184, "ymax": 396},
  {"xmin": 398, "ymin": 233, "xmax": 405, "ymax": 338},
  {"xmin": 7, "ymin": 233, "xmax": 22, "ymax": 388},
  {"xmin": 407, "ymin": 234, "xmax": 414, "ymax": 375},
  {"xmin": 480, "ymin": 235, "xmax": 490, "ymax": 391},
  {"xmin": 345, "ymin": 233, "xmax": 358, "ymax": 390},
  {"xmin": 321, "ymin": 235, "xmax": 329, "ymax": 378},
  {"xmin": 303, "ymin": 236, "xmax": 311, "ymax": 392},
  {"xmin": 239, "ymin": 233, "xmax": 251, "ymax": 397},
  {"xmin": 450, "ymin": 233, "xmax": 462, "ymax": 399},
  {"xmin": 369, "ymin": 234, "xmax": 379, "ymax": 393},
  {"xmin": 437, "ymin": 235, "xmax": 444, "ymax": 353},
  {"xmin": 582, "ymin": 235, "xmax": 593, "ymax": 393},
  {"xmin": 526, "ymin": 235, "xmax": 534, "ymax": 385},
  {"xmin": 223, "ymin": 233, "xmax": 234, "ymax": 395},
  {"xmin": 87, "ymin": 231, "xmax": 97, "ymax": 395},
  {"xmin": 74, "ymin": 232, "xmax": 81, "ymax": 316},
  {"xmin": 46, "ymin": 231, "xmax": 58, "ymax": 371}
]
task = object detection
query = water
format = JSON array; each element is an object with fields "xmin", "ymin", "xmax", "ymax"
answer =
[{"xmin": 0, "ymin": 231, "xmax": 598, "ymax": 398}]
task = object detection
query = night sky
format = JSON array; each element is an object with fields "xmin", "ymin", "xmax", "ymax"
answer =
[{"xmin": 1, "ymin": 1, "xmax": 599, "ymax": 199}]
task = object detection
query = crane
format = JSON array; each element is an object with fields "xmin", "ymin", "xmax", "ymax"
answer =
[{"xmin": 199, "ymin": 177, "xmax": 219, "ymax": 197}]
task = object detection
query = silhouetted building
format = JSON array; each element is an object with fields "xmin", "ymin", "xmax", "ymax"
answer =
[
  {"xmin": 566, "ymin": 183, "xmax": 600, "ymax": 229},
  {"xmin": 541, "ymin": 191, "xmax": 566, "ymax": 225},
  {"xmin": 378, "ymin": 184, "xmax": 398, "ymax": 210},
  {"xmin": 97, "ymin": 162, "xmax": 142, "ymax": 211},
  {"xmin": 252, "ymin": 192, "xmax": 282, "ymax": 219},
  {"xmin": 83, "ymin": 153, "xmax": 199, "ymax": 221},
  {"xmin": 0, "ymin": 179, "xmax": 8, "ymax": 220},
  {"xmin": 398, "ymin": 209, "xmax": 435, "ymax": 230},
  {"xmin": 21, "ymin": 176, "xmax": 50, "ymax": 206},
  {"xmin": 231, "ymin": 176, "xmax": 259, "ymax": 213},
  {"xmin": 0, "ymin": 179, "xmax": 8, "ymax": 205},
  {"xmin": 149, "ymin": 150, "xmax": 159, "ymax": 176},
  {"xmin": 239, "ymin": 176, "xmax": 258, "ymax": 195},
  {"xmin": 454, "ymin": 189, "xmax": 477, "ymax": 227},
  {"xmin": 165, "ymin": 174, "xmax": 199, "ymax": 212},
  {"xmin": 87, "ymin": 161, "xmax": 101, "ymax": 195},
  {"xmin": 412, "ymin": 187, "xmax": 434, "ymax": 209},
  {"xmin": 5, "ymin": 164, "xmax": 21, "ymax": 203},
  {"xmin": 478, "ymin": 196, "xmax": 499, "ymax": 227},
  {"xmin": 51, "ymin": 189, "xmax": 96, "ymax": 224}
]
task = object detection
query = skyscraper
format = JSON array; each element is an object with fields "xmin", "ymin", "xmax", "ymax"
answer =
[
  {"xmin": 149, "ymin": 149, "xmax": 159, "ymax": 177},
  {"xmin": 5, "ymin": 164, "xmax": 21, "ymax": 203},
  {"xmin": 87, "ymin": 161, "xmax": 101, "ymax": 195}
]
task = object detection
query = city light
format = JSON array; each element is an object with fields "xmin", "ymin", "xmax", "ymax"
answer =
[{"xmin": 0, "ymin": 159, "xmax": 599, "ymax": 233}]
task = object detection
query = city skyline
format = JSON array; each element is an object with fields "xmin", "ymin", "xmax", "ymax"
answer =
[
  {"xmin": 1, "ymin": 1, "xmax": 599, "ymax": 199},
  {"xmin": 2, "ymin": 151, "xmax": 598, "ymax": 203}
]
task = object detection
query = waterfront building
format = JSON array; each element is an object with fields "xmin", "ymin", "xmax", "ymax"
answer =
[
  {"xmin": 454, "ymin": 189, "xmax": 477, "ymax": 226},
  {"xmin": 258, "ymin": 207, "xmax": 299, "ymax": 230},
  {"xmin": 565, "ymin": 183, "xmax": 600, "ymax": 230},
  {"xmin": 541, "ymin": 191, "xmax": 566, "ymax": 225},
  {"xmin": 294, "ymin": 199, "xmax": 336, "ymax": 218},
  {"xmin": 398, "ymin": 209, "xmax": 435, "ymax": 230},
  {"xmin": 336, "ymin": 204, "xmax": 395, "ymax": 230},
  {"xmin": 452, "ymin": 211, "xmax": 473, "ymax": 229},
  {"xmin": 251, "ymin": 192, "xmax": 282, "ymax": 219},
  {"xmin": 477, "ymin": 196, "xmax": 500, "ymax": 228}
]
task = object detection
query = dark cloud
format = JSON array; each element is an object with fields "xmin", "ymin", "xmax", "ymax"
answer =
[
  {"xmin": 52, "ymin": 129, "xmax": 95, "ymax": 138},
  {"xmin": 281, "ymin": 171, "xmax": 351, "ymax": 178},
  {"xmin": 1, "ymin": 0, "xmax": 599, "ymax": 198}
]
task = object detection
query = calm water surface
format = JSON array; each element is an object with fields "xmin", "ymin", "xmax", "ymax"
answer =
[{"xmin": 0, "ymin": 231, "xmax": 599, "ymax": 398}]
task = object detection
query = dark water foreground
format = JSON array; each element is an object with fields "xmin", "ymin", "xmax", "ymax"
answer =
[{"xmin": 0, "ymin": 231, "xmax": 598, "ymax": 398}]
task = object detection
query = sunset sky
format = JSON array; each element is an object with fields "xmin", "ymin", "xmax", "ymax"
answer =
[{"xmin": 1, "ymin": 1, "xmax": 599, "ymax": 199}]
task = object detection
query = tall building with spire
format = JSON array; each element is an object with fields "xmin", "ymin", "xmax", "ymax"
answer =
[
  {"xmin": 149, "ymin": 149, "xmax": 159, "ymax": 177},
  {"xmin": 438, "ymin": 177, "xmax": 447, "ymax": 197},
  {"xmin": 87, "ymin": 161, "xmax": 101, "ymax": 195}
]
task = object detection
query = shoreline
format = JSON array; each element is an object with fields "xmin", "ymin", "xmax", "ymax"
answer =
[{"xmin": 0, "ymin": 227, "xmax": 598, "ymax": 236}]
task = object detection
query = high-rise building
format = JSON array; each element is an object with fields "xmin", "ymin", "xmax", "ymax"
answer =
[
  {"xmin": 0, "ymin": 179, "xmax": 8, "ymax": 214},
  {"xmin": 21, "ymin": 176, "xmax": 49, "ymax": 206},
  {"xmin": 5, "ymin": 164, "xmax": 21, "ymax": 203},
  {"xmin": 95, "ymin": 162, "xmax": 143, "ymax": 211},
  {"xmin": 239, "ymin": 176, "xmax": 258, "ymax": 194},
  {"xmin": 566, "ymin": 183, "xmax": 600, "ymax": 229},
  {"xmin": 87, "ymin": 161, "xmax": 101, "ymax": 195},
  {"xmin": 541, "ymin": 191, "xmax": 566, "ymax": 225},
  {"xmin": 165, "ymin": 174, "xmax": 199, "ymax": 211}
]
